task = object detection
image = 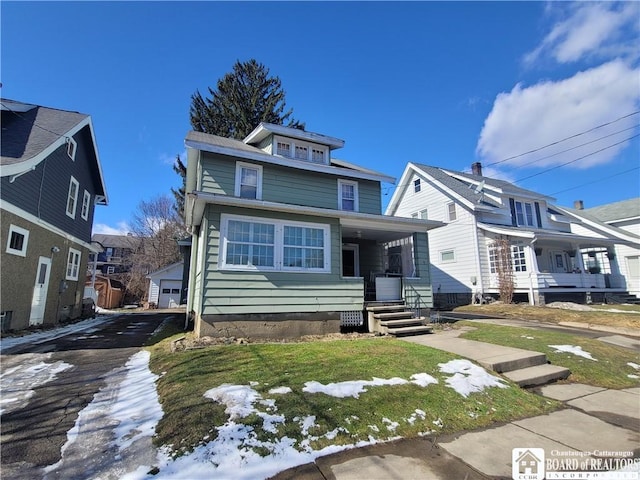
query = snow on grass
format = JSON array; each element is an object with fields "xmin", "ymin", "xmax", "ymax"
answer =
[
  {"xmin": 549, "ymin": 345, "xmax": 597, "ymax": 361},
  {"xmin": 0, "ymin": 353, "xmax": 72, "ymax": 415},
  {"xmin": 627, "ymin": 362, "xmax": 640, "ymax": 379},
  {"xmin": 438, "ymin": 359, "xmax": 508, "ymax": 398},
  {"xmin": 302, "ymin": 376, "xmax": 409, "ymax": 398}
]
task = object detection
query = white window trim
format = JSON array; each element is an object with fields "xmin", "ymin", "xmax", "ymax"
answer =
[
  {"xmin": 66, "ymin": 247, "xmax": 82, "ymax": 281},
  {"xmin": 81, "ymin": 190, "xmax": 91, "ymax": 220},
  {"xmin": 6, "ymin": 224, "xmax": 29, "ymax": 257},
  {"xmin": 414, "ymin": 178, "xmax": 421, "ymax": 193},
  {"xmin": 273, "ymin": 135, "xmax": 329, "ymax": 165},
  {"xmin": 514, "ymin": 200, "xmax": 535, "ymax": 227},
  {"xmin": 66, "ymin": 177, "xmax": 79, "ymax": 218},
  {"xmin": 66, "ymin": 137, "xmax": 77, "ymax": 160},
  {"xmin": 234, "ymin": 161, "xmax": 263, "ymax": 200},
  {"xmin": 440, "ymin": 249, "xmax": 456, "ymax": 263},
  {"xmin": 446, "ymin": 202, "xmax": 457, "ymax": 222},
  {"xmin": 219, "ymin": 213, "xmax": 331, "ymax": 273},
  {"xmin": 338, "ymin": 179, "xmax": 359, "ymax": 212}
]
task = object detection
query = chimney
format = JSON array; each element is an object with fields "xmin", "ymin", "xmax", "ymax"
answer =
[
  {"xmin": 471, "ymin": 162, "xmax": 482, "ymax": 176},
  {"xmin": 574, "ymin": 200, "xmax": 584, "ymax": 210}
]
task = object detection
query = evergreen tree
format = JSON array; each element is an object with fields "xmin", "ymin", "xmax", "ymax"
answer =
[{"xmin": 171, "ymin": 154, "xmax": 186, "ymax": 217}]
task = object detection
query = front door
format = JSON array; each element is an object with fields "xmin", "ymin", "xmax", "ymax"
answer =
[
  {"xmin": 30, "ymin": 256, "xmax": 52, "ymax": 326},
  {"xmin": 551, "ymin": 251, "xmax": 567, "ymax": 273},
  {"xmin": 342, "ymin": 244, "xmax": 360, "ymax": 277}
]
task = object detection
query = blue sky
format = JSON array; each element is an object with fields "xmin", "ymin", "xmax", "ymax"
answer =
[{"xmin": 2, "ymin": 1, "xmax": 639, "ymax": 234}]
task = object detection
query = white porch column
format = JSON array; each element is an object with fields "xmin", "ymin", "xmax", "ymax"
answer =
[
  {"xmin": 526, "ymin": 241, "xmax": 539, "ymax": 305},
  {"xmin": 572, "ymin": 245, "xmax": 586, "ymax": 272}
]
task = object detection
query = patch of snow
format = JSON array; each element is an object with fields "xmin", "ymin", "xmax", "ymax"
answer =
[
  {"xmin": 406, "ymin": 409, "xmax": 426, "ymax": 425},
  {"xmin": 382, "ymin": 417, "xmax": 399, "ymax": 432},
  {"xmin": 268, "ymin": 386, "xmax": 292, "ymax": 395},
  {"xmin": 628, "ymin": 374, "xmax": 639, "ymax": 379},
  {"xmin": 410, "ymin": 373, "xmax": 438, "ymax": 387},
  {"xmin": 627, "ymin": 362, "xmax": 640, "ymax": 370},
  {"xmin": 521, "ymin": 335, "xmax": 535, "ymax": 340},
  {"xmin": 302, "ymin": 376, "xmax": 408, "ymax": 398},
  {"xmin": 0, "ymin": 353, "xmax": 73, "ymax": 415},
  {"xmin": 549, "ymin": 345, "xmax": 597, "ymax": 361},
  {"xmin": 438, "ymin": 359, "xmax": 508, "ymax": 397},
  {"xmin": 204, "ymin": 384, "xmax": 263, "ymax": 420}
]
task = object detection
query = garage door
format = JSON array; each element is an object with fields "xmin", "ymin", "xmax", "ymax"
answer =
[{"xmin": 158, "ymin": 280, "xmax": 182, "ymax": 308}]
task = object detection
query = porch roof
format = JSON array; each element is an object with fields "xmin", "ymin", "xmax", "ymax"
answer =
[
  {"xmin": 477, "ymin": 222, "xmax": 618, "ymax": 248},
  {"xmin": 186, "ymin": 191, "xmax": 443, "ymax": 242}
]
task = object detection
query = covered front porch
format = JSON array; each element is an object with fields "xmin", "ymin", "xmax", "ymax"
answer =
[{"xmin": 479, "ymin": 223, "xmax": 627, "ymax": 305}]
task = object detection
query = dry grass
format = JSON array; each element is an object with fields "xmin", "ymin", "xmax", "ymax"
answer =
[{"xmin": 454, "ymin": 303, "xmax": 640, "ymax": 330}]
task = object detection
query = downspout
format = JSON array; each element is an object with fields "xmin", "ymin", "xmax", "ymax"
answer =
[
  {"xmin": 184, "ymin": 195, "xmax": 198, "ymax": 330},
  {"xmin": 471, "ymin": 216, "xmax": 484, "ymax": 302}
]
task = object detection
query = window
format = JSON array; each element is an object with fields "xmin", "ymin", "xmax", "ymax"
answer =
[
  {"xmin": 440, "ymin": 249, "xmax": 455, "ymax": 263},
  {"xmin": 276, "ymin": 141, "xmax": 291, "ymax": 156},
  {"xmin": 414, "ymin": 179, "xmax": 421, "ymax": 193},
  {"xmin": 295, "ymin": 145, "xmax": 308, "ymax": 160},
  {"xmin": 447, "ymin": 202, "xmax": 457, "ymax": 221},
  {"xmin": 488, "ymin": 242, "xmax": 527, "ymax": 273},
  {"xmin": 81, "ymin": 190, "xmax": 91, "ymax": 220},
  {"xmin": 6, "ymin": 224, "xmax": 29, "ymax": 257},
  {"xmin": 338, "ymin": 179, "xmax": 358, "ymax": 212},
  {"xmin": 66, "ymin": 137, "xmax": 77, "ymax": 160},
  {"xmin": 220, "ymin": 214, "xmax": 330, "ymax": 272},
  {"xmin": 419, "ymin": 209, "xmax": 428, "ymax": 219},
  {"xmin": 66, "ymin": 248, "xmax": 81, "ymax": 280},
  {"xmin": 411, "ymin": 213, "xmax": 419, "ymax": 219},
  {"xmin": 311, "ymin": 148, "xmax": 325, "ymax": 163},
  {"xmin": 66, "ymin": 177, "xmax": 79, "ymax": 218},
  {"xmin": 515, "ymin": 201, "xmax": 534, "ymax": 227},
  {"xmin": 106, "ymin": 266, "xmax": 115, "ymax": 274},
  {"xmin": 235, "ymin": 162, "xmax": 263, "ymax": 200}
]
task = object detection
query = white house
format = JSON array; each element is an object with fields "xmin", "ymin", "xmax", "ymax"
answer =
[
  {"xmin": 558, "ymin": 198, "xmax": 640, "ymax": 298},
  {"xmin": 386, "ymin": 162, "xmax": 635, "ymax": 307},
  {"xmin": 147, "ymin": 262, "xmax": 184, "ymax": 308}
]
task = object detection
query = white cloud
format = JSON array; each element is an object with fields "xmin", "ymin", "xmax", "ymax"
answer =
[
  {"xmin": 524, "ymin": 2, "xmax": 640, "ymax": 66},
  {"xmin": 476, "ymin": 60, "xmax": 640, "ymax": 170},
  {"xmin": 93, "ymin": 222, "xmax": 131, "ymax": 235},
  {"xmin": 159, "ymin": 149, "xmax": 186, "ymax": 166}
]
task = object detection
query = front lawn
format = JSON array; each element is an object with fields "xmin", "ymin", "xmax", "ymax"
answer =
[
  {"xmin": 147, "ymin": 333, "xmax": 558, "ymax": 459},
  {"xmin": 458, "ymin": 322, "xmax": 640, "ymax": 389}
]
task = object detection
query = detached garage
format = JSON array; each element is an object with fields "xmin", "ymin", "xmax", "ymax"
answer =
[{"xmin": 147, "ymin": 262, "xmax": 184, "ymax": 308}]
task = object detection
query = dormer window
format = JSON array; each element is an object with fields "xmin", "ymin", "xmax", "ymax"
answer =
[
  {"xmin": 295, "ymin": 145, "xmax": 308, "ymax": 160},
  {"xmin": 273, "ymin": 135, "xmax": 329, "ymax": 165},
  {"xmin": 277, "ymin": 141, "xmax": 291, "ymax": 156},
  {"xmin": 66, "ymin": 137, "xmax": 77, "ymax": 160}
]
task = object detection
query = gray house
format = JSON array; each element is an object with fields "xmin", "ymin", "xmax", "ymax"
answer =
[
  {"xmin": 184, "ymin": 123, "xmax": 441, "ymax": 338},
  {"xmin": 1, "ymin": 99, "xmax": 108, "ymax": 331}
]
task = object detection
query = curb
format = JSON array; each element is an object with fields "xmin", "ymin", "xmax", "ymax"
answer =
[{"xmin": 558, "ymin": 321, "xmax": 640, "ymax": 338}]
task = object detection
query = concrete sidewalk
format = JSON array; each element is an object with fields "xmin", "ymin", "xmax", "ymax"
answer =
[{"xmin": 271, "ymin": 326, "xmax": 640, "ymax": 480}]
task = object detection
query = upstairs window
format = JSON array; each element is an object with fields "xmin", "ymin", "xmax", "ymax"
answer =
[
  {"xmin": 295, "ymin": 145, "xmax": 308, "ymax": 160},
  {"xmin": 515, "ymin": 201, "xmax": 534, "ymax": 227},
  {"xmin": 6, "ymin": 224, "xmax": 29, "ymax": 257},
  {"xmin": 447, "ymin": 202, "xmax": 457, "ymax": 221},
  {"xmin": 81, "ymin": 190, "xmax": 91, "ymax": 220},
  {"xmin": 338, "ymin": 179, "xmax": 358, "ymax": 212},
  {"xmin": 66, "ymin": 177, "xmax": 79, "ymax": 218},
  {"xmin": 414, "ymin": 179, "xmax": 421, "ymax": 193},
  {"xmin": 66, "ymin": 137, "xmax": 77, "ymax": 160},
  {"xmin": 235, "ymin": 162, "xmax": 263, "ymax": 200},
  {"xmin": 273, "ymin": 135, "xmax": 328, "ymax": 165},
  {"xmin": 311, "ymin": 148, "xmax": 325, "ymax": 163}
]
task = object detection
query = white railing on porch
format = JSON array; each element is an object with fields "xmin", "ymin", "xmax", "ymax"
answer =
[{"xmin": 488, "ymin": 273, "xmax": 626, "ymax": 290}]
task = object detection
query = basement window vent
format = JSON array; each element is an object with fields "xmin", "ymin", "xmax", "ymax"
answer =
[{"xmin": 340, "ymin": 311, "xmax": 363, "ymax": 327}]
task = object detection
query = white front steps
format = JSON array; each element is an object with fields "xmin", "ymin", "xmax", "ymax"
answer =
[{"xmin": 365, "ymin": 302, "xmax": 433, "ymax": 336}]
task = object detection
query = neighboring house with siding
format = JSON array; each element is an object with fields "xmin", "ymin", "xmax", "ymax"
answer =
[
  {"xmin": 558, "ymin": 198, "xmax": 640, "ymax": 298},
  {"xmin": 386, "ymin": 162, "xmax": 632, "ymax": 307},
  {"xmin": 183, "ymin": 123, "xmax": 442, "ymax": 338},
  {"xmin": 1, "ymin": 99, "xmax": 108, "ymax": 331}
]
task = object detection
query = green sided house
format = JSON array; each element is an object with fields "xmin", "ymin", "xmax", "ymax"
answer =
[{"xmin": 184, "ymin": 123, "xmax": 442, "ymax": 338}]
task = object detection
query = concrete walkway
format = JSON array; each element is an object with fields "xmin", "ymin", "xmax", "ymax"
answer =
[{"xmin": 271, "ymin": 324, "xmax": 640, "ymax": 480}]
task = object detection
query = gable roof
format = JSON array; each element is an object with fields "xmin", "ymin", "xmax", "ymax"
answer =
[
  {"xmin": 582, "ymin": 198, "xmax": 640, "ymax": 223},
  {"xmin": 1, "ymin": 98, "xmax": 108, "ymax": 204},
  {"xmin": 184, "ymin": 130, "xmax": 395, "ymax": 184},
  {"xmin": 386, "ymin": 162, "xmax": 555, "ymax": 215},
  {"xmin": 557, "ymin": 205, "xmax": 640, "ymax": 243}
]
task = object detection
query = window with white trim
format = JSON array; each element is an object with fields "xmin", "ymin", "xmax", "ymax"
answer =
[
  {"xmin": 81, "ymin": 190, "xmax": 91, "ymax": 220},
  {"xmin": 66, "ymin": 177, "xmax": 79, "ymax": 218},
  {"xmin": 419, "ymin": 209, "xmax": 428, "ymax": 219},
  {"xmin": 66, "ymin": 248, "xmax": 81, "ymax": 280},
  {"xmin": 414, "ymin": 179, "xmax": 421, "ymax": 193},
  {"xmin": 66, "ymin": 137, "xmax": 77, "ymax": 160},
  {"xmin": 488, "ymin": 242, "xmax": 527, "ymax": 273},
  {"xmin": 338, "ymin": 179, "xmax": 358, "ymax": 212},
  {"xmin": 235, "ymin": 162, "xmax": 263, "ymax": 200},
  {"xmin": 311, "ymin": 148, "xmax": 325, "ymax": 163},
  {"xmin": 276, "ymin": 141, "xmax": 291, "ymax": 157},
  {"xmin": 440, "ymin": 249, "xmax": 455, "ymax": 263},
  {"xmin": 6, "ymin": 224, "xmax": 29, "ymax": 257},
  {"xmin": 447, "ymin": 202, "xmax": 457, "ymax": 221},
  {"xmin": 515, "ymin": 201, "xmax": 534, "ymax": 227},
  {"xmin": 220, "ymin": 215, "xmax": 330, "ymax": 272},
  {"xmin": 273, "ymin": 135, "xmax": 329, "ymax": 165}
]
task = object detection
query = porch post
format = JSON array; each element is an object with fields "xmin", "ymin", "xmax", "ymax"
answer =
[
  {"xmin": 573, "ymin": 245, "xmax": 586, "ymax": 272},
  {"xmin": 526, "ymin": 241, "xmax": 539, "ymax": 305}
]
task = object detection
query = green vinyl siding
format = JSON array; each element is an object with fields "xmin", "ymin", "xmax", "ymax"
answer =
[
  {"xmin": 199, "ymin": 153, "xmax": 382, "ymax": 214},
  {"xmin": 199, "ymin": 205, "xmax": 364, "ymax": 315}
]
